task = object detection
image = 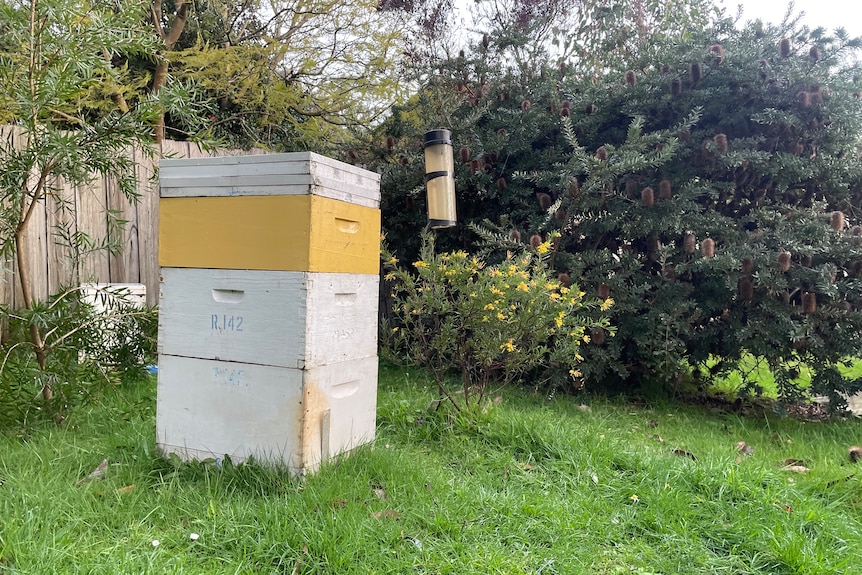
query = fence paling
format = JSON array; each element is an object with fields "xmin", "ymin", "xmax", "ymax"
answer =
[{"xmin": 0, "ymin": 125, "xmax": 226, "ymax": 308}]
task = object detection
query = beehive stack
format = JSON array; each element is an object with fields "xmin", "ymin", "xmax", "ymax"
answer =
[{"xmin": 155, "ymin": 152, "xmax": 381, "ymax": 474}]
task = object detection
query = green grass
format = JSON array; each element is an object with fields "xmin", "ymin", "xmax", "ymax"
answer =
[{"xmin": 2, "ymin": 363, "xmax": 862, "ymax": 574}]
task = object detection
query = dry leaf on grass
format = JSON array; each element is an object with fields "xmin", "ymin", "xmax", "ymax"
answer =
[{"xmin": 782, "ymin": 465, "xmax": 810, "ymax": 473}]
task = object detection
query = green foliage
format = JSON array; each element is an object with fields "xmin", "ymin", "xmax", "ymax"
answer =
[
  {"xmin": 374, "ymin": 10, "xmax": 862, "ymax": 404},
  {"xmin": 381, "ymin": 231, "xmax": 612, "ymax": 409},
  {"xmin": 0, "ymin": 287, "xmax": 158, "ymax": 426}
]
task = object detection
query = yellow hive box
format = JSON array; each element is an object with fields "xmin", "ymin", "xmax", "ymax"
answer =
[{"xmin": 159, "ymin": 194, "xmax": 381, "ymax": 274}]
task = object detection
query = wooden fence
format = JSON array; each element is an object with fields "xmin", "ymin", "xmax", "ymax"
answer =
[{"xmin": 0, "ymin": 125, "xmax": 258, "ymax": 308}]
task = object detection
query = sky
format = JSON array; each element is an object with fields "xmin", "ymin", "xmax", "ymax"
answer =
[{"xmin": 725, "ymin": 0, "xmax": 862, "ymax": 36}]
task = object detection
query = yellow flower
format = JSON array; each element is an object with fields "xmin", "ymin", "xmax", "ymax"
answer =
[
  {"xmin": 560, "ymin": 287, "xmax": 570, "ymax": 294},
  {"xmin": 601, "ymin": 297, "xmax": 615, "ymax": 311},
  {"xmin": 388, "ymin": 256, "xmax": 398, "ymax": 265},
  {"xmin": 536, "ymin": 242, "xmax": 550, "ymax": 254},
  {"xmin": 384, "ymin": 273, "xmax": 396, "ymax": 281},
  {"xmin": 549, "ymin": 292, "xmax": 561, "ymax": 301},
  {"xmin": 482, "ymin": 315, "xmax": 489, "ymax": 322},
  {"xmin": 392, "ymin": 327, "xmax": 399, "ymax": 332},
  {"xmin": 568, "ymin": 369, "xmax": 581, "ymax": 378},
  {"xmin": 483, "ymin": 303, "xmax": 495, "ymax": 311},
  {"xmin": 490, "ymin": 286, "xmax": 504, "ymax": 296},
  {"xmin": 490, "ymin": 269, "xmax": 502, "ymax": 277},
  {"xmin": 500, "ymin": 339, "xmax": 516, "ymax": 352},
  {"xmin": 582, "ymin": 335, "xmax": 591, "ymax": 343},
  {"xmin": 414, "ymin": 261, "xmax": 428, "ymax": 268},
  {"xmin": 517, "ymin": 282, "xmax": 529, "ymax": 292},
  {"xmin": 575, "ymin": 353, "xmax": 584, "ymax": 361},
  {"xmin": 630, "ymin": 494, "xmax": 639, "ymax": 502},
  {"xmin": 546, "ymin": 282, "xmax": 559, "ymax": 291},
  {"xmin": 445, "ymin": 269, "xmax": 456, "ymax": 276},
  {"xmin": 497, "ymin": 312, "xmax": 507, "ymax": 320},
  {"xmin": 470, "ymin": 292, "xmax": 477, "ymax": 298}
]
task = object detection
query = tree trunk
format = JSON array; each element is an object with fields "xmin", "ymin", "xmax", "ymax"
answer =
[{"xmin": 150, "ymin": 0, "xmax": 188, "ymax": 143}]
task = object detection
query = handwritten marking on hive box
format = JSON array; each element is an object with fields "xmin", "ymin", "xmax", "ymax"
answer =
[
  {"xmin": 211, "ymin": 314, "xmax": 244, "ymax": 332},
  {"xmin": 213, "ymin": 367, "xmax": 248, "ymax": 388}
]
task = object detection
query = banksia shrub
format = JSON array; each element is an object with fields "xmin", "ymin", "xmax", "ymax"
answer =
[
  {"xmin": 641, "ymin": 187, "xmax": 655, "ymax": 207},
  {"xmin": 701, "ymin": 238, "xmax": 715, "ymax": 257}
]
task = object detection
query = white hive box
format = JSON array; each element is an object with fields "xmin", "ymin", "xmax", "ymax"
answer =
[
  {"xmin": 156, "ymin": 355, "xmax": 378, "ymax": 472},
  {"xmin": 159, "ymin": 151, "xmax": 380, "ymax": 208},
  {"xmin": 158, "ymin": 268, "xmax": 378, "ymax": 369},
  {"xmin": 156, "ymin": 152, "xmax": 381, "ymax": 475}
]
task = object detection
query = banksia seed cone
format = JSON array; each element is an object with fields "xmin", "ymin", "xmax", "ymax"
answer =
[
  {"xmin": 625, "ymin": 179, "xmax": 638, "ymax": 198},
  {"xmin": 803, "ymin": 292, "xmax": 817, "ymax": 314},
  {"xmin": 625, "ymin": 70, "xmax": 637, "ymax": 86},
  {"xmin": 714, "ymin": 133, "xmax": 728, "ymax": 153},
  {"xmin": 497, "ymin": 128, "xmax": 507, "ymax": 136},
  {"xmin": 701, "ymin": 238, "xmax": 715, "ymax": 257},
  {"xmin": 810, "ymin": 86, "xmax": 823, "ymax": 104},
  {"xmin": 779, "ymin": 38, "xmax": 791, "ymax": 58},
  {"xmin": 482, "ymin": 33, "xmax": 489, "ymax": 49},
  {"xmin": 530, "ymin": 234, "xmax": 542, "ymax": 249},
  {"xmin": 641, "ymin": 187, "xmax": 655, "ymax": 207},
  {"xmin": 689, "ymin": 63, "xmax": 702, "ymax": 84},
  {"xmin": 457, "ymin": 81, "xmax": 467, "ymax": 93},
  {"xmin": 683, "ymin": 233, "xmax": 696, "ymax": 254},
  {"xmin": 561, "ymin": 99, "xmax": 571, "ymax": 110},
  {"xmin": 595, "ymin": 146, "xmax": 608, "ymax": 161},
  {"xmin": 459, "ymin": 147, "xmax": 471, "ymax": 164},
  {"xmin": 538, "ymin": 193, "xmax": 553, "ymax": 210},
  {"xmin": 568, "ymin": 179, "xmax": 581, "ymax": 198},
  {"xmin": 470, "ymin": 160, "xmax": 480, "ymax": 174},
  {"xmin": 592, "ymin": 327, "xmax": 606, "ymax": 345},
  {"xmin": 400, "ymin": 156, "xmax": 410, "ymax": 166},
  {"xmin": 347, "ymin": 150, "xmax": 358, "ymax": 161},
  {"xmin": 585, "ymin": 103, "xmax": 598, "ymax": 115},
  {"xmin": 738, "ymin": 277, "xmax": 754, "ymax": 301},
  {"xmin": 810, "ymin": 45, "xmax": 820, "ymax": 61},
  {"xmin": 561, "ymin": 107, "xmax": 570, "ymax": 117},
  {"xmin": 658, "ymin": 180, "xmax": 672, "ymax": 200},
  {"xmin": 386, "ymin": 136, "xmax": 395, "ymax": 150},
  {"xmin": 741, "ymin": 258, "xmax": 754, "ymax": 274},
  {"xmin": 509, "ymin": 229, "xmax": 521, "ymax": 242},
  {"xmin": 671, "ymin": 78, "xmax": 683, "ymax": 97},
  {"xmin": 831, "ymin": 211, "xmax": 845, "ymax": 231},
  {"xmin": 598, "ymin": 283, "xmax": 611, "ymax": 299},
  {"xmin": 497, "ymin": 177, "xmax": 507, "ymax": 190},
  {"xmin": 850, "ymin": 446, "xmax": 862, "ymax": 462},
  {"xmin": 556, "ymin": 208, "xmax": 567, "ymax": 221},
  {"xmin": 803, "ymin": 255, "xmax": 813, "ymax": 267},
  {"xmin": 558, "ymin": 272, "xmax": 570, "ymax": 287},
  {"xmin": 851, "ymin": 225, "xmax": 862, "ymax": 236},
  {"xmin": 521, "ymin": 99, "xmax": 531, "ymax": 111},
  {"xmin": 798, "ymin": 91, "xmax": 811, "ymax": 108},
  {"xmin": 708, "ymin": 44, "xmax": 725, "ymax": 64}
]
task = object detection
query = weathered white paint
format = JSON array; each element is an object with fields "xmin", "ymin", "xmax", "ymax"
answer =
[
  {"xmin": 157, "ymin": 269, "xmax": 378, "ymax": 368},
  {"xmin": 156, "ymin": 354, "xmax": 377, "ymax": 474},
  {"xmin": 159, "ymin": 152, "xmax": 381, "ymax": 208}
]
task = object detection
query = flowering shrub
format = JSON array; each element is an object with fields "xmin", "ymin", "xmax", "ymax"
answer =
[{"xmin": 381, "ymin": 232, "xmax": 613, "ymax": 410}]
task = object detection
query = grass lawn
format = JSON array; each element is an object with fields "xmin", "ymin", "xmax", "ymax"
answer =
[{"xmin": 2, "ymin": 362, "xmax": 862, "ymax": 574}]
